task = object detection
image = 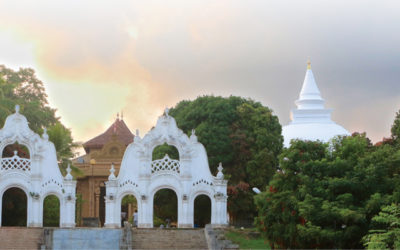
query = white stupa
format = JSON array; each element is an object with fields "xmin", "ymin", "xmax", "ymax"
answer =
[{"xmin": 282, "ymin": 60, "xmax": 350, "ymax": 147}]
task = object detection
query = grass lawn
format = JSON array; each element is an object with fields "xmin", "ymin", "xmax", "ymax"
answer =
[{"xmin": 224, "ymin": 228, "xmax": 270, "ymax": 250}]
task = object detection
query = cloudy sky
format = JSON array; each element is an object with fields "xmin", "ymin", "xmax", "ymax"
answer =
[{"xmin": 0, "ymin": 0, "xmax": 399, "ymax": 144}]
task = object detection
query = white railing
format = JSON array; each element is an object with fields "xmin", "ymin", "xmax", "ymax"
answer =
[
  {"xmin": 151, "ymin": 154, "xmax": 180, "ymax": 174},
  {"xmin": 1, "ymin": 154, "xmax": 31, "ymax": 172}
]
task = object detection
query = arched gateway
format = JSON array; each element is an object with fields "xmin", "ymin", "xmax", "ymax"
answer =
[
  {"xmin": 0, "ymin": 106, "xmax": 76, "ymax": 227},
  {"xmin": 104, "ymin": 110, "xmax": 228, "ymax": 228}
]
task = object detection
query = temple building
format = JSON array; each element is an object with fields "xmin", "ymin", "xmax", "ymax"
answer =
[
  {"xmin": 73, "ymin": 114, "xmax": 134, "ymax": 226},
  {"xmin": 282, "ymin": 61, "xmax": 350, "ymax": 147}
]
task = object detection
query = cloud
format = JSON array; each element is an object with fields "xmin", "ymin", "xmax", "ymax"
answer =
[
  {"xmin": 0, "ymin": 0, "xmax": 399, "ymax": 143},
  {"xmin": 0, "ymin": 1, "xmax": 180, "ymax": 141}
]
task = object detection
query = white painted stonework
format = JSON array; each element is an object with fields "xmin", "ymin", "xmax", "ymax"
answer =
[
  {"xmin": 282, "ymin": 62, "xmax": 350, "ymax": 147},
  {"xmin": 104, "ymin": 111, "xmax": 228, "ymax": 228},
  {"xmin": 0, "ymin": 106, "xmax": 76, "ymax": 227}
]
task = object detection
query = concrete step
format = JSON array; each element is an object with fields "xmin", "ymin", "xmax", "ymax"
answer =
[
  {"xmin": 49, "ymin": 228, "xmax": 122, "ymax": 249},
  {"xmin": 0, "ymin": 227, "xmax": 43, "ymax": 250},
  {"xmin": 132, "ymin": 229, "xmax": 208, "ymax": 249}
]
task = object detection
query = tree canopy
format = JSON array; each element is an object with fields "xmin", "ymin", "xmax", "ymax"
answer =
[
  {"xmin": 0, "ymin": 65, "xmax": 76, "ymax": 171},
  {"xmin": 391, "ymin": 110, "xmax": 400, "ymax": 145},
  {"xmin": 255, "ymin": 133, "xmax": 400, "ymax": 248},
  {"xmin": 168, "ymin": 95, "xmax": 283, "ymax": 223}
]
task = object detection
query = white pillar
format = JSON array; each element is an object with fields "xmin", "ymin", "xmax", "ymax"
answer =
[
  {"xmin": 29, "ymin": 196, "xmax": 42, "ymax": 227},
  {"xmin": 0, "ymin": 196, "xmax": 2, "ymax": 226},
  {"xmin": 61, "ymin": 179, "xmax": 77, "ymax": 227},
  {"xmin": 211, "ymin": 198, "xmax": 217, "ymax": 224},
  {"xmin": 213, "ymin": 195, "xmax": 228, "ymax": 227},
  {"xmin": 29, "ymin": 155, "xmax": 42, "ymax": 227},
  {"xmin": 139, "ymin": 194, "xmax": 152, "ymax": 228},
  {"xmin": 212, "ymin": 179, "xmax": 228, "ymax": 227},
  {"xmin": 178, "ymin": 194, "xmax": 191, "ymax": 228},
  {"xmin": 104, "ymin": 197, "xmax": 119, "ymax": 228},
  {"xmin": 104, "ymin": 179, "xmax": 119, "ymax": 228}
]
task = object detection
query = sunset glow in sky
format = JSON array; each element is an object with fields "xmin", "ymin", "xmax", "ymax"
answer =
[{"xmin": 1, "ymin": 0, "xmax": 399, "ymax": 144}]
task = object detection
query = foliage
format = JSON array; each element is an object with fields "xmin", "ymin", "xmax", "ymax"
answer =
[
  {"xmin": 152, "ymin": 143, "xmax": 179, "ymax": 160},
  {"xmin": 153, "ymin": 215, "xmax": 165, "ymax": 227},
  {"xmin": 43, "ymin": 195, "xmax": 60, "ymax": 227},
  {"xmin": 194, "ymin": 195, "xmax": 211, "ymax": 227},
  {"xmin": 75, "ymin": 193, "xmax": 84, "ymax": 226},
  {"xmin": 169, "ymin": 95, "xmax": 283, "ymax": 223},
  {"xmin": 231, "ymin": 103, "xmax": 283, "ymax": 188},
  {"xmin": 122, "ymin": 194, "xmax": 137, "ymax": 206},
  {"xmin": 255, "ymin": 134, "xmax": 400, "ymax": 248},
  {"xmin": 1, "ymin": 188, "xmax": 27, "ymax": 226},
  {"xmin": 121, "ymin": 195, "xmax": 137, "ymax": 222},
  {"xmin": 227, "ymin": 182, "xmax": 256, "ymax": 225},
  {"xmin": 169, "ymin": 96, "xmax": 282, "ymax": 180},
  {"xmin": 154, "ymin": 189, "xmax": 177, "ymax": 224},
  {"xmin": 2, "ymin": 143, "xmax": 30, "ymax": 158},
  {"xmin": 362, "ymin": 203, "xmax": 400, "ymax": 249},
  {"xmin": 225, "ymin": 228, "xmax": 270, "ymax": 249},
  {"xmin": 0, "ymin": 65, "xmax": 57, "ymax": 131},
  {"xmin": 0, "ymin": 65, "xmax": 78, "ymax": 226},
  {"xmin": 47, "ymin": 122, "xmax": 79, "ymax": 174},
  {"xmin": 391, "ymin": 110, "xmax": 400, "ymax": 145},
  {"xmin": 0, "ymin": 65, "xmax": 77, "ymax": 171}
]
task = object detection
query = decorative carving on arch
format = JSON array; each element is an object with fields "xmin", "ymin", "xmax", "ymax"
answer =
[
  {"xmin": 0, "ymin": 106, "xmax": 76, "ymax": 228},
  {"xmin": 151, "ymin": 154, "xmax": 180, "ymax": 175},
  {"xmin": 105, "ymin": 110, "xmax": 228, "ymax": 228},
  {"xmin": 1, "ymin": 151, "xmax": 31, "ymax": 172}
]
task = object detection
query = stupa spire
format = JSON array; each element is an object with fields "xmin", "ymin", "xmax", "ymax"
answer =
[
  {"xmin": 282, "ymin": 61, "xmax": 350, "ymax": 147},
  {"xmin": 295, "ymin": 59, "xmax": 324, "ymax": 110}
]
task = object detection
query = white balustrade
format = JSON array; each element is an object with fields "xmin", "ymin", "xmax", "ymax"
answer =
[
  {"xmin": 151, "ymin": 154, "xmax": 180, "ymax": 174},
  {"xmin": 1, "ymin": 155, "xmax": 31, "ymax": 172}
]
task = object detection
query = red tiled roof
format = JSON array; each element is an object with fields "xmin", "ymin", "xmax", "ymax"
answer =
[{"xmin": 83, "ymin": 119, "xmax": 134, "ymax": 152}]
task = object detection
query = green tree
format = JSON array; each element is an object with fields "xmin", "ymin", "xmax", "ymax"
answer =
[
  {"xmin": 0, "ymin": 65, "xmax": 76, "ymax": 170},
  {"xmin": 255, "ymin": 133, "xmax": 400, "ymax": 248},
  {"xmin": 391, "ymin": 110, "xmax": 400, "ymax": 145},
  {"xmin": 363, "ymin": 203, "xmax": 400, "ymax": 249},
  {"xmin": 255, "ymin": 140, "xmax": 327, "ymax": 248},
  {"xmin": 0, "ymin": 65, "xmax": 57, "ymax": 131},
  {"xmin": 169, "ymin": 96, "xmax": 283, "ymax": 223},
  {"xmin": 153, "ymin": 189, "xmax": 177, "ymax": 226},
  {"xmin": 43, "ymin": 195, "xmax": 60, "ymax": 227},
  {"xmin": 152, "ymin": 143, "xmax": 179, "ymax": 160},
  {"xmin": 1, "ymin": 188, "xmax": 27, "ymax": 226},
  {"xmin": 194, "ymin": 195, "xmax": 211, "ymax": 227},
  {"xmin": 0, "ymin": 65, "xmax": 78, "ymax": 225},
  {"xmin": 47, "ymin": 122, "xmax": 78, "ymax": 174}
]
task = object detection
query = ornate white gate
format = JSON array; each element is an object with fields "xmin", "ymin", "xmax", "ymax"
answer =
[
  {"xmin": 0, "ymin": 106, "xmax": 76, "ymax": 227},
  {"xmin": 104, "ymin": 110, "xmax": 228, "ymax": 228}
]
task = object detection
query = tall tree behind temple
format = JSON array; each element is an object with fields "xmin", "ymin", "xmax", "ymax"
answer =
[
  {"xmin": 391, "ymin": 110, "xmax": 400, "ymax": 145},
  {"xmin": 0, "ymin": 65, "xmax": 76, "ymax": 171},
  {"xmin": 0, "ymin": 65, "xmax": 57, "ymax": 131},
  {"xmin": 168, "ymin": 96, "xmax": 283, "ymax": 223}
]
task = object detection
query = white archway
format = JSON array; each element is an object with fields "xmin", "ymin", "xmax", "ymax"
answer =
[
  {"xmin": 105, "ymin": 110, "xmax": 228, "ymax": 228},
  {"xmin": 41, "ymin": 193, "xmax": 61, "ymax": 227},
  {"xmin": 152, "ymin": 187, "xmax": 178, "ymax": 227},
  {"xmin": 191, "ymin": 192, "xmax": 212, "ymax": 227},
  {"xmin": 1, "ymin": 185, "xmax": 29, "ymax": 226},
  {"xmin": 0, "ymin": 106, "xmax": 76, "ymax": 227}
]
